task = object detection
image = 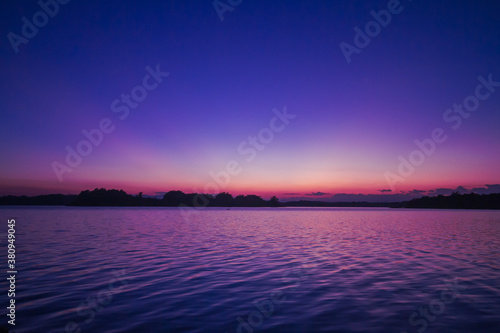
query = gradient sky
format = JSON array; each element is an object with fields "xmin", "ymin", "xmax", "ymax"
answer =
[{"xmin": 1, "ymin": 0, "xmax": 499, "ymax": 200}]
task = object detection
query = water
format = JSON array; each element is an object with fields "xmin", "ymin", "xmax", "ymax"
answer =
[{"xmin": 1, "ymin": 206, "xmax": 499, "ymax": 332}]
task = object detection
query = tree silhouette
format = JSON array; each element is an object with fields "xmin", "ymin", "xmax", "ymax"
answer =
[
  {"xmin": 214, "ymin": 192, "xmax": 234, "ymax": 206},
  {"xmin": 269, "ymin": 196, "xmax": 281, "ymax": 207},
  {"xmin": 163, "ymin": 190, "xmax": 188, "ymax": 206}
]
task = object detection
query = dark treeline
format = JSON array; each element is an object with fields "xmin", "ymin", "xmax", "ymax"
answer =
[
  {"xmin": 1, "ymin": 189, "xmax": 499, "ymax": 209},
  {"xmin": 0, "ymin": 194, "xmax": 77, "ymax": 205},
  {"xmin": 404, "ymin": 192, "xmax": 500, "ymax": 209},
  {"xmin": 68, "ymin": 188, "xmax": 282, "ymax": 207}
]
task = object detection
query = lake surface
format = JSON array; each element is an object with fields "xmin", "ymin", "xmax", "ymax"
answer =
[{"xmin": 1, "ymin": 207, "xmax": 499, "ymax": 332}]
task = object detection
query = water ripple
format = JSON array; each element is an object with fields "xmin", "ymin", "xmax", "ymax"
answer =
[{"xmin": 0, "ymin": 207, "xmax": 499, "ymax": 332}]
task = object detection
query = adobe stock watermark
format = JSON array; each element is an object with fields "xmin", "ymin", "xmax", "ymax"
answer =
[
  {"xmin": 384, "ymin": 73, "xmax": 499, "ymax": 191},
  {"xmin": 213, "ymin": 0, "xmax": 243, "ymax": 21},
  {"xmin": 339, "ymin": 0, "xmax": 411, "ymax": 64},
  {"xmin": 59, "ymin": 269, "xmax": 132, "ymax": 333},
  {"xmin": 178, "ymin": 106, "xmax": 296, "ymax": 220},
  {"xmin": 51, "ymin": 64, "xmax": 169, "ymax": 182},
  {"xmin": 400, "ymin": 277, "xmax": 467, "ymax": 333},
  {"xmin": 7, "ymin": 0, "xmax": 71, "ymax": 54}
]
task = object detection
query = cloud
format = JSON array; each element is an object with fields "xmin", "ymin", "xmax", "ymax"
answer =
[
  {"xmin": 379, "ymin": 189, "xmax": 392, "ymax": 193},
  {"xmin": 407, "ymin": 189, "xmax": 426, "ymax": 195},
  {"xmin": 329, "ymin": 193, "xmax": 411, "ymax": 202},
  {"xmin": 471, "ymin": 184, "xmax": 500, "ymax": 194},
  {"xmin": 427, "ymin": 188, "xmax": 455, "ymax": 196},
  {"xmin": 284, "ymin": 192, "xmax": 301, "ymax": 196},
  {"xmin": 486, "ymin": 184, "xmax": 500, "ymax": 192},
  {"xmin": 280, "ymin": 184, "xmax": 500, "ymax": 203},
  {"xmin": 422, "ymin": 184, "xmax": 500, "ymax": 196},
  {"xmin": 306, "ymin": 192, "xmax": 329, "ymax": 196},
  {"xmin": 426, "ymin": 185, "xmax": 483, "ymax": 196}
]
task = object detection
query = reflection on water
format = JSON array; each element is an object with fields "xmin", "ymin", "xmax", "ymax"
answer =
[{"xmin": 0, "ymin": 207, "xmax": 499, "ymax": 332}]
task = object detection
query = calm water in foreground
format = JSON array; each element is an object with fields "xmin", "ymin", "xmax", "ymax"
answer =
[{"xmin": 1, "ymin": 207, "xmax": 499, "ymax": 333}]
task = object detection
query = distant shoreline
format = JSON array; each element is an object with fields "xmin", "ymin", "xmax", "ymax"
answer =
[{"xmin": 1, "ymin": 189, "xmax": 499, "ymax": 210}]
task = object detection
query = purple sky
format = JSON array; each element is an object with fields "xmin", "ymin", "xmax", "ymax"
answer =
[{"xmin": 1, "ymin": 0, "xmax": 499, "ymax": 201}]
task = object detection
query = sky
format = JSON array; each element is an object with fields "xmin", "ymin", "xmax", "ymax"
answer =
[{"xmin": 1, "ymin": 0, "xmax": 499, "ymax": 201}]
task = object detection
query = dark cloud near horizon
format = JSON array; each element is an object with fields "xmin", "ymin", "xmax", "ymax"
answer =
[
  {"xmin": 408, "ymin": 189, "xmax": 426, "ymax": 195},
  {"xmin": 471, "ymin": 184, "xmax": 500, "ymax": 194},
  {"xmin": 329, "ymin": 193, "xmax": 411, "ymax": 202},
  {"xmin": 427, "ymin": 188, "xmax": 456, "ymax": 196},
  {"xmin": 379, "ymin": 189, "xmax": 392, "ymax": 193},
  {"xmin": 281, "ymin": 184, "xmax": 500, "ymax": 203},
  {"xmin": 427, "ymin": 184, "xmax": 500, "ymax": 196},
  {"xmin": 306, "ymin": 192, "xmax": 329, "ymax": 196}
]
